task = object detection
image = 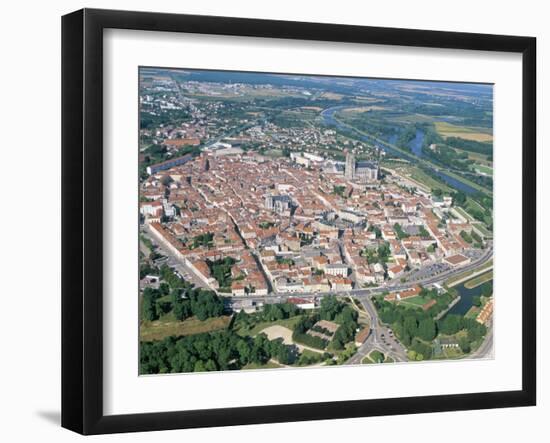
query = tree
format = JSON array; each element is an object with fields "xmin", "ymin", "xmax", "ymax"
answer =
[
  {"xmin": 193, "ymin": 361, "xmax": 206, "ymax": 372},
  {"xmin": 418, "ymin": 318, "xmax": 436, "ymax": 342},
  {"xmin": 458, "ymin": 337, "xmax": 471, "ymax": 354},
  {"xmin": 438, "ymin": 314, "xmax": 462, "ymax": 335},
  {"xmin": 403, "ymin": 316, "xmax": 418, "ymax": 338},
  {"xmin": 142, "ymin": 287, "xmax": 161, "ymax": 321}
]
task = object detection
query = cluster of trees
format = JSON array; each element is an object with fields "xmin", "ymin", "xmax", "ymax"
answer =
[
  {"xmin": 296, "ymin": 351, "xmax": 333, "ymax": 367},
  {"xmin": 206, "ymin": 257, "xmax": 237, "ymax": 290},
  {"xmin": 361, "ymin": 242, "xmax": 390, "ymax": 265},
  {"xmin": 140, "ymin": 108, "xmax": 191, "ymax": 130},
  {"xmin": 318, "ymin": 297, "xmax": 359, "ymax": 350},
  {"xmin": 333, "ymin": 185, "xmax": 346, "ymax": 197},
  {"xmin": 172, "ymin": 289, "xmax": 224, "ymax": 321},
  {"xmin": 310, "ymin": 325, "xmax": 334, "ymax": 336},
  {"xmin": 393, "ymin": 223, "xmax": 410, "ymax": 240},
  {"xmin": 141, "ymin": 265, "xmax": 225, "ymax": 322},
  {"xmin": 408, "ymin": 339, "xmax": 433, "ymax": 360},
  {"xmin": 336, "ymin": 110, "xmax": 400, "ymax": 141},
  {"xmin": 418, "ymin": 225, "xmax": 431, "ymax": 239},
  {"xmin": 139, "ymin": 262, "xmax": 159, "ymax": 279},
  {"xmin": 395, "ymin": 125, "xmax": 419, "ymax": 151},
  {"xmin": 276, "ymin": 257, "xmax": 295, "ymax": 266},
  {"xmin": 258, "ymin": 221, "xmax": 275, "ymax": 229},
  {"xmin": 233, "ymin": 303, "xmax": 302, "ymax": 332},
  {"xmin": 460, "ymin": 230, "xmax": 473, "ymax": 244},
  {"xmin": 140, "ymin": 330, "xmax": 296, "ymax": 374},
  {"xmin": 367, "ymin": 225, "xmax": 382, "ymax": 239},
  {"xmin": 142, "ymin": 287, "xmax": 165, "ymax": 321},
  {"xmin": 438, "ymin": 314, "xmax": 487, "ymax": 345},
  {"xmin": 142, "ymin": 284, "xmax": 225, "ymax": 323},
  {"xmin": 190, "ymin": 233, "xmax": 214, "ymax": 249},
  {"xmin": 451, "ymin": 190, "xmax": 467, "ymax": 206},
  {"xmin": 374, "ymin": 294, "xmax": 488, "ymax": 359},
  {"xmin": 445, "ymin": 137, "xmax": 492, "ymax": 156},
  {"xmin": 293, "ymin": 316, "xmax": 328, "ymax": 349},
  {"xmin": 423, "ymin": 143, "xmax": 476, "ymax": 173},
  {"xmin": 468, "ymin": 206, "xmax": 492, "ymax": 227},
  {"xmin": 374, "ymin": 290, "xmax": 454, "ymax": 358}
]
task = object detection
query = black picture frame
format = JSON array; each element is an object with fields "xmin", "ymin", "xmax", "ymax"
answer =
[{"xmin": 61, "ymin": 8, "xmax": 537, "ymax": 435}]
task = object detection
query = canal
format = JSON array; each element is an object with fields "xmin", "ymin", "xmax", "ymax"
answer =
[
  {"xmin": 447, "ymin": 279, "xmax": 492, "ymax": 316},
  {"xmin": 321, "ymin": 106, "xmax": 480, "ymax": 195}
]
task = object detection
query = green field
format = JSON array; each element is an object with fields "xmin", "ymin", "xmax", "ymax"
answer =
[
  {"xmin": 459, "ymin": 149, "xmax": 492, "ymax": 166},
  {"xmin": 384, "ymin": 162, "xmax": 453, "ymax": 194},
  {"xmin": 434, "ymin": 121, "xmax": 493, "ymax": 142},
  {"xmin": 454, "ymin": 206, "xmax": 475, "ymax": 222},
  {"xmin": 475, "ymin": 164, "xmax": 493, "ymax": 175},
  {"xmin": 445, "ymin": 259, "xmax": 493, "ymax": 287},
  {"xmin": 398, "ymin": 295, "xmax": 433, "ymax": 308},
  {"xmin": 464, "ymin": 271, "xmax": 493, "ymax": 289},
  {"xmin": 140, "ymin": 315, "xmax": 232, "ymax": 342},
  {"xmin": 368, "ymin": 350, "xmax": 385, "ymax": 363}
]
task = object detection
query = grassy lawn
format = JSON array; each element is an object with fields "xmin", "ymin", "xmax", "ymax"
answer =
[
  {"xmin": 235, "ymin": 316, "xmax": 304, "ymax": 337},
  {"xmin": 464, "ymin": 271, "xmax": 493, "ymax": 289},
  {"xmin": 383, "ymin": 356, "xmax": 395, "ymax": 363},
  {"xmin": 383, "ymin": 162, "xmax": 448, "ymax": 194},
  {"xmin": 398, "ymin": 294, "xmax": 433, "ymax": 308},
  {"xmin": 140, "ymin": 315, "xmax": 232, "ymax": 342},
  {"xmin": 361, "ymin": 356, "xmax": 375, "ymax": 364},
  {"xmin": 441, "ymin": 347, "xmax": 464, "ymax": 359},
  {"xmin": 473, "ymin": 223, "xmax": 493, "ymax": 238},
  {"xmin": 460, "ymin": 149, "xmax": 492, "ymax": 166},
  {"xmin": 368, "ymin": 350, "xmax": 385, "ymax": 363},
  {"xmin": 454, "ymin": 206, "xmax": 474, "ymax": 222},
  {"xmin": 445, "ymin": 259, "xmax": 493, "ymax": 287},
  {"xmin": 242, "ymin": 361, "xmax": 283, "ymax": 370},
  {"xmin": 465, "ymin": 306, "xmax": 481, "ymax": 320},
  {"xmin": 475, "ymin": 164, "xmax": 493, "ymax": 175}
]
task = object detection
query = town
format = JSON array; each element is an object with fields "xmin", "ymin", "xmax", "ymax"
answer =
[{"xmin": 138, "ymin": 68, "xmax": 494, "ymax": 373}]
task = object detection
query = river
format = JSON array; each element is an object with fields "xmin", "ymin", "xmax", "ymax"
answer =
[{"xmin": 321, "ymin": 106, "xmax": 479, "ymax": 195}]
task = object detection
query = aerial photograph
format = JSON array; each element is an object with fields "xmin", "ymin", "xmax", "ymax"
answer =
[{"xmin": 138, "ymin": 67, "xmax": 494, "ymax": 375}]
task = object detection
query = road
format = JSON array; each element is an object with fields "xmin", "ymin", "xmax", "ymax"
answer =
[
  {"xmin": 468, "ymin": 325, "xmax": 494, "ymax": 359},
  {"xmin": 346, "ymin": 295, "xmax": 408, "ymax": 364},
  {"xmin": 141, "ymin": 225, "xmax": 210, "ymax": 291},
  {"xmin": 141, "ymin": 222, "xmax": 493, "ymax": 366}
]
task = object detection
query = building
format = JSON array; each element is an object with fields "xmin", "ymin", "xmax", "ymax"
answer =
[
  {"xmin": 384, "ymin": 285, "xmax": 422, "ymax": 301},
  {"xmin": 287, "ymin": 297, "xmax": 316, "ymax": 310},
  {"xmin": 355, "ymin": 161, "xmax": 379, "ymax": 182},
  {"xmin": 345, "ymin": 149, "xmax": 355, "ymax": 179},
  {"xmin": 476, "ymin": 299, "xmax": 494, "ymax": 325},
  {"xmin": 265, "ymin": 194, "xmax": 292, "ymax": 213},
  {"xmin": 344, "ymin": 150, "xmax": 379, "ymax": 182},
  {"xmin": 325, "ymin": 263, "xmax": 349, "ymax": 277},
  {"xmin": 444, "ymin": 254, "xmax": 471, "ymax": 268},
  {"xmin": 355, "ymin": 327, "xmax": 371, "ymax": 346},
  {"xmin": 146, "ymin": 153, "xmax": 193, "ymax": 175}
]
